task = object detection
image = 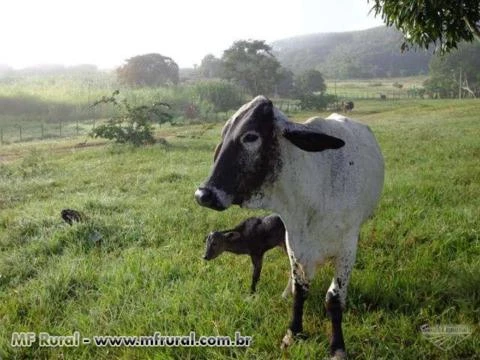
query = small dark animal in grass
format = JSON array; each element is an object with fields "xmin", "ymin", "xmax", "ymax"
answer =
[
  {"xmin": 61, "ymin": 209, "xmax": 85, "ymax": 225},
  {"xmin": 61, "ymin": 209, "xmax": 103, "ymax": 246},
  {"xmin": 203, "ymin": 215, "xmax": 291, "ymax": 295}
]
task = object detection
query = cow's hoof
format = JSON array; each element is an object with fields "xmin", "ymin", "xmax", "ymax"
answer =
[
  {"xmin": 331, "ymin": 349, "xmax": 347, "ymax": 359},
  {"xmin": 280, "ymin": 329, "xmax": 307, "ymax": 349},
  {"xmin": 280, "ymin": 329, "xmax": 294, "ymax": 349}
]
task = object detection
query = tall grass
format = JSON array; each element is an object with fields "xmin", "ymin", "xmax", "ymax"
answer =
[{"xmin": 0, "ymin": 74, "xmax": 247, "ymax": 143}]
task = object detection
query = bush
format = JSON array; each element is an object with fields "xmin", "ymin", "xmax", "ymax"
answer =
[
  {"xmin": 298, "ymin": 93, "xmax": 337, "ymax": 111},
  {"xmin": 90, "ymin": 90, "xmax": 171, "ymax": 146}
]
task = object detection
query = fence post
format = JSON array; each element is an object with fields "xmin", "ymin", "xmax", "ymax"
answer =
[
  {"xmin": 0, "ymin": 128, "xmax": 3, "ymax": 145},
  {"xmin": 59, "ymin": 121, "xmax": 62, "ymax": 137},
  {"xmin": 19, "ymin": 125, "xmax": 22, "ymax": 142},
  {"xmin": 41, "ymin": 124, "xmax": 44, "ymax": 139},
  {"xmin": 76, "ymin": 119, "xmax": 79, "ymax": 136}
]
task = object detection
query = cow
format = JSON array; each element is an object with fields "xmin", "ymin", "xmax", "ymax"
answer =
[
  {"xmin": 194, "ymin": 96, "xmax": 384, "ymax": 359},
  {"xmin": 341, "ymin": 101, "xmax": 354, "ymax": 112}
]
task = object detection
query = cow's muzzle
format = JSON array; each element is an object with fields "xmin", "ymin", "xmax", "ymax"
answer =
[{"xmin": 194, "ymin": 187, "xmax": 227, "ymax": 211}]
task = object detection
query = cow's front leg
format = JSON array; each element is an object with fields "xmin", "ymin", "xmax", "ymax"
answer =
[
  {"xmin": 325, "ymin": 243, "xmax": 357, "ymax": 359},
  {"xmin": 281, "ymin": 261, "xmax": 310, "ymax": 349}
]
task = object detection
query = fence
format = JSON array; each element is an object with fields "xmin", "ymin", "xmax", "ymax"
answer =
[
  {"xmin": 0, "ymin": 120, "xmax": 96, "ymax": 145},
  {"xmin": 0, "ymin": 92, "xmax": 426, "ymax": 145},
  {"xmin": 333, "ymin": 91, "xmax": 419, "ymax": 101}
]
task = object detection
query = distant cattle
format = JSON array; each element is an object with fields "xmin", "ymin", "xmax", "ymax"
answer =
[{"xmin": 341, "ymin": 101, "xmax": 354, "ymax": 112}]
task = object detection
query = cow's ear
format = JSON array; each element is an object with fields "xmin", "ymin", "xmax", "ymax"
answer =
[{"xmin": 283, "ymin": 129, "xmax": 345, "ymax": 152}]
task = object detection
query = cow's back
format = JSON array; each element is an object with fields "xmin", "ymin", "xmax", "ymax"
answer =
[{"xmin": 277, "ymin": 114, "xmax": 384, "ymax": 229}]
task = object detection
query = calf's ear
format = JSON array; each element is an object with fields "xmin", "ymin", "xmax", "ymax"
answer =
[
  {"xmin": 225, "ymin": 231, "xmax": 241, "ymax": 241},
  {"xmin": 213, "ymin": 142, "xmax": 222, "ymax": 162},
  {"xmin": 283, "ymin": 129, "xmax": 345, "ymax": 152}
]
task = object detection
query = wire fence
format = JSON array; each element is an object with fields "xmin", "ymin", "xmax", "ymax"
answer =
[
  {"xmin": 0, "ymin": 120, "xmax": 96, "ymax": 145},
  {"xmin": 0, "ymin": 92, "xmax": 424, "ymax": 145},
  {"xmin": 333, "ymin": 91, "xmax": 420, "ymax": 100}
]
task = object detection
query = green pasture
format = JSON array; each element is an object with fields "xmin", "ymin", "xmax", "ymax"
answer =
[
  {"xmin": 0, "ymin": 98, "xmax": 479, "ymax": 359},
  {"xmin": 325, "ymin": 76, "xmax": 428, "ymax": 100}
]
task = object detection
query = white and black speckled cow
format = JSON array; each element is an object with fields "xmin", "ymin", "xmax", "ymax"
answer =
[{"xmin": 195, "ymin": 96, "xmax": 384, "ymax": 359}]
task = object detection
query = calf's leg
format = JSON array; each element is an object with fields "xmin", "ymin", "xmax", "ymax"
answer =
[{"xmin": 250, "ymin": 255, "xmax": 263, "ymax": 293}]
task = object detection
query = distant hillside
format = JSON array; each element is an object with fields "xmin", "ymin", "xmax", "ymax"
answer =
[{"xmin": 272, "ymin": 26, "xmax": 433, "ymax": 79}]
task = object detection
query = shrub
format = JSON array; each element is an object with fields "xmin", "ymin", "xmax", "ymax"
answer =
[
  {"xmin": 90, "ymin": 90, "xmax": 171, "ymax": 146},
  {"xmin": 298, "ymin": 93, "xmax": 337, "ymax": 111},
  {"xmin": 191, "ymin": 80, "xmax": 245, "ymax": 112}
]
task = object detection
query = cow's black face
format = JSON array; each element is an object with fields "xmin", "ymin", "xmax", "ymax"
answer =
[
  {"xmin": 195, "ymin": 96, "xmax": 346, "ymax": 211},
  {"xmin": 195, "ymin": 96, "xmax": 281, "ymax": 210}
]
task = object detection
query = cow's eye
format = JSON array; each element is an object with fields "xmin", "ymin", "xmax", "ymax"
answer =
[{"xmin": 242, "ymin": 132, "xmax": 259, "ymax": 143}]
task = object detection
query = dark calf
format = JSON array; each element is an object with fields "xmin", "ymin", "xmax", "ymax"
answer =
[{"xmin": 203, "ymin": 215, "xmax": 287, "ymax": 294}]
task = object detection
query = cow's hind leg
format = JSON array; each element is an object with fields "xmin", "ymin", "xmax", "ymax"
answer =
[
  {"xmin": 281, "ymin": 275, "xmax": 292, "ymax": 298},
  {"xmin": 325, "ymin": 237, "xmax": 358, "ymax": 359}
]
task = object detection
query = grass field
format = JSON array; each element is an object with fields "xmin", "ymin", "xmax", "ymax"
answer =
[
  {"xmin": 0, "ymin": 99, "xmax": 479, "ymax": 359},
  {"xmin": 325, "ymin": 76, "xmax": 428, "ymax": 101}
]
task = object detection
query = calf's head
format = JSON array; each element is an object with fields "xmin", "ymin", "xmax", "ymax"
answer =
[
  {"xmin": 195, "ymin": 96, "xmax": 345, "ymax": 211},
  {"xmin": 203, "ymin": 231, "xmax": 241, "ymax": 260}
]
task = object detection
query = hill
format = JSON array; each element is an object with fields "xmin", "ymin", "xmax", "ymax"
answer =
[{"xmin": 272, "ymin": 26, "xmax": 433, "ymax": 78}]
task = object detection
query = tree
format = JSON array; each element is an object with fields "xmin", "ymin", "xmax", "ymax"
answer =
[
  {"xmin": 116, "ymin": 53, "xmax": 179, "ymax": 87},
  {"xmin": 295, "ymin": 69, "xmax": 326, "ymax": 95},
  {"xmin": 370, "ymin": 0, "xmax": 480, "ymax": 53},
  {"xmin": 276, "ymin": 67, "xmax": 295, "ymax": 97},
  {"xmin": 199, "ymin": 54, "xmax": 224, "ymax": 79},
  {"xmin": 293, "ymin": 69, "xmax": 333, "ymax": 110},
  {"xmin": 424, "ymin": 42, "xmax": 480, "ymax": 98},
  {"xmin": 221, "ymin": 40, "xmax": 282, "ymax": 95}
]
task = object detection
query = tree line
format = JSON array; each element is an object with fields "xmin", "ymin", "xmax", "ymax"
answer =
[{"xmin": 117, "ymin": 40, "xmax": 326, "ymax": 101}]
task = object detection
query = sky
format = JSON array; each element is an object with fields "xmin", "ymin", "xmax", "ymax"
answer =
[{"xmin": 1, "ymin": 0, "xmax": 385, "ymax": 70}]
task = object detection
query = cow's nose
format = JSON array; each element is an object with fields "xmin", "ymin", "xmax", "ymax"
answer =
[
  {"xmin": 194, "ymin": 187, "xmax": 226, "ymax": 211},
  {"xmin": 195, "ymin": 187, "xmax": 213, "ymax": 206}
]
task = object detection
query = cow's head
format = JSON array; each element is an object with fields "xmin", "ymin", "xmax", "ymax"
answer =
[{"xmin": 195, "ymin": 96, "xmax": 345, "ymax": 211}]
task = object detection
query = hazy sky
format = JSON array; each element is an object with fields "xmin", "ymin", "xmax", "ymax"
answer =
[{"xmin": 1, "ymin": 0, "xmax": 384, "ymax": 69}]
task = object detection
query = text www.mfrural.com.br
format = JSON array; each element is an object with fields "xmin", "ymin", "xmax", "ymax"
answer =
[{"xmin": 11, "ymin": 331, "xmax": 252, "ymax": 348}]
